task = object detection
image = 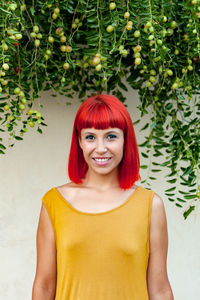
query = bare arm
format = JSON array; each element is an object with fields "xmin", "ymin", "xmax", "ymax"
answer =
[
  {"xmin": 32, "ymin": 203, "xmax": 57, "ymax": 300},
  {"xmin": 147, "ymin": 193, "xmax": 174, "ymax": 300}
]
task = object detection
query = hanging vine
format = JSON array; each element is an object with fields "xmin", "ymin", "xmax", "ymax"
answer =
[{"xmin": 0, "ymin": 0, "xmax": 200, "ymax": 218}]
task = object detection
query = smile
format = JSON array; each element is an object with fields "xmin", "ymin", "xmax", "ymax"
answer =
[
  {"xmin": 92, "ymin": 157, "xmax": 112, "ymax": 165},
  {"xmin": 93, "ymin": 158, "xmax": 111, "ymax": 161}
]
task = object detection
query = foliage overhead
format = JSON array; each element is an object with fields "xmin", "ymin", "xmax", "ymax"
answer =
[{"xmin": 0, "ymin": 0, "xmax": 200, "ymax": 218}]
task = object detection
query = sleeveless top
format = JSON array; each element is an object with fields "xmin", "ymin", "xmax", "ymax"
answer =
[{"xmin": 41, "ymin": 185, "xmax": 155, "ymax": 300}]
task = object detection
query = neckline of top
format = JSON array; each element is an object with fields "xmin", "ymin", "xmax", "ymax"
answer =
[{"xmin": 52, "ymin": 185, "xmax": 141, "ymax": 216}]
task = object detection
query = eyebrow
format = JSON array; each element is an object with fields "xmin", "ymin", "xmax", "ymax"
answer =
[{"xmin": 83, "ymin": 130, "xmax": 119, "ymax": 135}]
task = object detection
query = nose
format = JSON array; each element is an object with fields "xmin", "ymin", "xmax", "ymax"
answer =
[{"xmin": 96, "ymin": 138, "xmax": 107, "ymax": 153}]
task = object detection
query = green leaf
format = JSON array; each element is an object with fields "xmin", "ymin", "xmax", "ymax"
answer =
[
  {"xmin": 183, "ymin": 206, "xmax": 195, "ymax": 219},
  {"xmin": 0, "ymin": 143, "xmax": 6, "ymax": 150},
  {"xmin": 182, "ymin": 167, "xmax": 193, "ymax": 176},
  {"xmin": 140, "ymin": 123, "xmax": 149, "ymax": 131},
  {"xmin": 165, "ymin": 193, "xmax": 175, "ymax": 196},
  {"xmin": 118, "ymin": 81, "xmax": 128, "ymax": 91},
  {"xmin": 160, "ymin": 161, "xmax": 171, "ymax": 167},
  {"xmin": 41, "ymin": 122, "xmax": 48, "ymax": 126},
  {"xmin": 140, "ymin": 165, "xmax": 148, "ymax": 169},
  {"xmin": 167, "ymin": 178, "xmax": 177, "ymax": 183},
  {"xmin": 183, "ymin": 194, "xmax": 197, "ymax": 199},
  {"xmin": 0, "ymin": 7, "xmax": 12, "ymax": 14},
  {"xmin": 132, "ymin": 119, "xmax": 140, "ymax": 127},
  {"xmin": 179, "ymin": 190, "xmax": 189, "ymax": 195},
  {"xmin": 141, "ymin": 152, "xmax": 148, "ymax": 158},
  {"xmin": 177, "ymin": 198, "xmax": 187, "ymax": 203},
  {"xmin": 139, "ymin": 140, "xmax": 150, "ymax": 147},
  {"xmin": 153, "ymin": 152, "xmax": 163, "ymax": 157},
  {"xmin": 168, "ymin": 198, "xmax": 175, "ymax": 202},
  {"xmin": 165, "ymin": 187, "xmax": 176, "ymax": 192},
  {"xmin": 152, "ymin": 162, "xmax": 160, "ymax": 166},
  {"xmin": 14, "ymin": 136, "xmax": 23, "ymax": 140},
  {"xmin": 151, "ymin": 122, "xmax": 157, "ymax": 130},
  {"xmin": 37, "ymin": 128, "xmax": 43, "ymax": 134},
  {"xmin": 30, "ymin": 7, "xmax": 35, "ymax": 16}
]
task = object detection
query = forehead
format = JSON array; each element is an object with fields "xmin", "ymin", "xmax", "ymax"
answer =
[{"xmin": 81, "ymin": 127, "xmax": 123, "ymax": 134}]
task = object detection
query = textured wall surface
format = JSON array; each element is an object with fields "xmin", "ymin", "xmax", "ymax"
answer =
[{"xmin": 1, "ymin": 88, "xmax": 200, "ymax": 300}]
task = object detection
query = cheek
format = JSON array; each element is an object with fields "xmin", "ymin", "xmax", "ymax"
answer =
[
  {"xmin": 81, "ymin": 141, "xmax": 93, "ymax": 152},
  {"xmin": 117, "ymin": 141, "xmax": 124, "ymax": 157},
  {"xmin": 112, "ymin": 141, "xmax": 124, "ymax": 151}
]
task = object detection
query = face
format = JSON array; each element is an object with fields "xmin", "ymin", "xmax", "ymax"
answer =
[{"xmin": 78, "ymin": 127, "xmax": 124, "ymax": 174}]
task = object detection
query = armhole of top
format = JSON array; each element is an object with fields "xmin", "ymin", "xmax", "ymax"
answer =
[
  {"xmin": 146, "ymin": 190, "xmax": 155, "ymax": 262},
  {"xmin": 41, "ymin": 192, "xmax": 57, "ymax": 240}
]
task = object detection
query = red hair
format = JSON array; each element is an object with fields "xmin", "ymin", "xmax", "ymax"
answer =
[{"xmin": 68, "ymin": 94, "xmax": 141, "ymax": 190}]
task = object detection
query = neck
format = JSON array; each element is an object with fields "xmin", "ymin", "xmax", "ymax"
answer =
[{"xmin": 80, "ymin": 168, "xmax": 120, "ymax": 191}]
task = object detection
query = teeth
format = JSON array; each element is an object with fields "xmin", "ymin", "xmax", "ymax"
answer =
[{"xmin": 94, "ymin": 158, "xmax": 110, "ymax": 162}]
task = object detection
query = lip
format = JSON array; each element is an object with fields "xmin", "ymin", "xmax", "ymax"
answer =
[
  {"xmin": 92, "ymin": 157, "xmax": 112, "ymax": 166},
  {"xmin": 92, "ymin": 157, "xmax": 112, "ymax": 159}
]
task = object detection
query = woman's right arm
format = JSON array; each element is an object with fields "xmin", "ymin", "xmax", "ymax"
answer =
[{"xmin": 32, "ymin": 203, "xmax": 57, "ymax": 300}]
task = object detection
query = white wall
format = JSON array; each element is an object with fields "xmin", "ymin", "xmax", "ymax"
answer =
[{"xmin": 1, "ymin": 88, "xmax": 200, "ymax": 299}]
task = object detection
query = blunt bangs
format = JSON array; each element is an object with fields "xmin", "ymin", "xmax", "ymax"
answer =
[{"xmin": 76, "ymin": 99, "xmax": 126, "ymax": 135}]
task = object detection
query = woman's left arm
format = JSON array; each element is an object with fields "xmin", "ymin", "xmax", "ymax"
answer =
[{"xmin": 147, "ymin": 192, "xmax": 174, "ymax": 300}]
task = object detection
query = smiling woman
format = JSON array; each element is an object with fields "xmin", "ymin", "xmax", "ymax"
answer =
[
  {"xmin": 78, "ymin": 126, "xmax": 125, "ymax": 172},
  {"xmin": 32, "ymin": 94, "xmax": 174, "ymax": 300},
  {"xmin": 68, "ymin": 94, "xmax": 141, "ymax": 189}
]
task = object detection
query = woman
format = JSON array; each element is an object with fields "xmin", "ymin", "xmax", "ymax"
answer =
[{"xmin": 32, "ymin": 94, "xmax": 174, "ymax": 300}]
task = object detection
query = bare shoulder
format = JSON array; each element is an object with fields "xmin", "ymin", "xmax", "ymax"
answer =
[
  {"xmin": 56, "ymin": 181, "xmax": 75, "ymax": 189},
  {"xmin": 151, "ymin": 192, "xmax": 167, "ymax": 221},
  {"xmin": 149, "ymin": 192, "xmax": 168, "ymax": 250},
  {"xmin": 55, "ymin": 182, "xmax": 78, "ymax": 198},
  {"xmin": 56, "ymin": 182, "xmax": 76, "ymax": 193}
]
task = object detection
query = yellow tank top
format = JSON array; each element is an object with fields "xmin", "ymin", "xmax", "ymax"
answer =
[{"xmin": 41, "ymin": 185, "xmax": 154, "ymax": 300}]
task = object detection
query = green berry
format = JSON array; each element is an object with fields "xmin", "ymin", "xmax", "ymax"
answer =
[
  {"xmin": 33, "ymin": 25, "xmax": 39, "ymax": 33},
  {"xmin": 167, "ymin": 69, "xmax": 173, "ymax": 76},
  {"xmin": 2, "ymin": 63, "xmax": 9, "ymax": 70},
  {"xmin": 171, "ymin": 21, "xmax": 177, "ymax": 28},
  {"xmin": 149, "ymin": 76, "xmax": 156, "ymax": 83},
  {"xmin": 14, "ymin": 87, "xmax": 20, "ymax": 94},
  {"xmin": 124, "ymin": 12, "xmax": 130, "ymax": 19},
  {"xmin": 148, "ymin": 35, "xmax": 154, "ymax": 40},
  {"xmin": 34, "ymin": 39, "xmax": 40, "ymax": 47},
  {"xmin": 150, "ymin": 69, "xmax": 156, "ymax": 75},
  {"xmin": 30, "ymin": 32, "xmax": 36, "ymax": 38},
  {"xmin": 172, "ymin": 82, "xmax": 178, "ymax": 89},
  {"xmin": 4, "ymin": 104, "xmax": 10, "ymax": 111},
  {"xmin": 187, "ymin": 65, "xmax": 193, "ymax": 71},
  {"xmin": 95, "ymin": 64, "xmax": 102, "ymax": 71},
  {"xmin": 19, "ymin": 104, "xmax": 26, "ymax": 110},
  {"xmin": 28, "ymin": 121, "xmax": 35, "ymax": 127},
  {"xmin": 109, "ymin": 2, "xmax": 116, "ymax": 10},
  {"xmin": 162, "ymin": 16, "xmax": 167, "ymax": 22},
  {"xmin": 135, "ymin": 57, "xmax": 141, "ymax": 65},
  {"xmin": 134, "ymin": 30, "xmax": 140, "ymax": 38},
  {"xmin": 106, "ymin": 25, "xmax": 114, "ymax": 32}
]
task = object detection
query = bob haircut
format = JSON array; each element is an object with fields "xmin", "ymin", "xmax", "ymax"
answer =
[{"xmin": 68, "ymin": 93, "xmax": 141, "ymax": 190}]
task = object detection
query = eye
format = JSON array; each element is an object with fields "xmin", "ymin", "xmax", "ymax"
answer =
[
  {"xmin": 107, "ymin": 134, "xmax": 117, "ymax": 139},
  {"xmin": 85, "ymin": 135, "xmax": 94, "ymax": 140},
  {"xmin": 85, "ymin": 134, "xmax": 117, "ymax": 140}
]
